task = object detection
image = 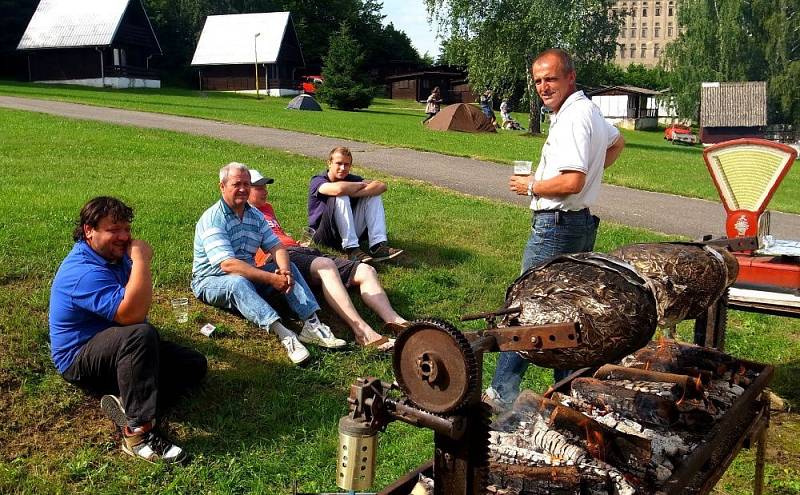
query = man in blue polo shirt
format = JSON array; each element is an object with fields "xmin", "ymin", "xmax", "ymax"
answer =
[
  {"xmin": 192, "ymin": 162, "xmax": 344, "ymax": 365},
  {"xmin": 50, "ymin": 196, "xmax": 207, "ymax": 464}
]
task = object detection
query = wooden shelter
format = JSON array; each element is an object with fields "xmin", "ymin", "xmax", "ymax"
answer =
[
  {"xmin": 588, "ymin": 85, "xmax": 660, "ymax": 130},
  {"xmin": 16, "ymin": 0, "xmax": 161, "ymax": 88},
  {"xmin": 700, "ymin": 82, "xmax": 767, "ymax": 144},
  {"xmin": 385, "ymin": 71, "xmax": 464, "ymax": 102},
  {"xmin": 191, "ymin": 12, "xmax": 304, "ymax": 96}
]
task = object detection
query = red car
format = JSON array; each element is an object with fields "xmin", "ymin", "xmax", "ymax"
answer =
[
  {"xmin": 664, "ymin": 124, "xmax": 698, "ymax": 144},
  {"xmin": 299, "ymin": 75, "xmax": 323, "ymax": 95}
]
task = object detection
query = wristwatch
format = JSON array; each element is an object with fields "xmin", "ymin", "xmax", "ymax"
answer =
[{"xmin": 526, "ymin": 177, "xmax": 535, "ymax": 196}]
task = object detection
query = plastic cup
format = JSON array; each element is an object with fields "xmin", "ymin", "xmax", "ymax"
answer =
[
  {"xmin": 299, "ymin": 227, "xmax": 316, "ymax": 247},
  {"xmin": 171, "ymin": 297, "xmax": 189, "ymax": 324},
  {"xmin": 513, "ymin": 160, "xmax": 533, "ymax": 176}
]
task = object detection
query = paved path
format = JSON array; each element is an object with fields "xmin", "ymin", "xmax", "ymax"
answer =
[{"xmin": 3, "ymin": 95, "xmax": 799, "ymax": 239}]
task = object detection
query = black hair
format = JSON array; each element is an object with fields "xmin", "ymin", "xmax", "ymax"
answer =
[{"xmin": 72, "ymin": 196, "xmax": 134, "ymax": 241}]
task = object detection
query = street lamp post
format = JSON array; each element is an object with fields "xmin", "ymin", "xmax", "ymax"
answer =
[{"xmin": 254, "ymin": 32, "xmax": 261, "ymax": 99}]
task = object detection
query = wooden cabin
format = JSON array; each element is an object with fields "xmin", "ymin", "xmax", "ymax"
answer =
[
  {"xmin": 16, "ymin": 0, "xmax": 161, "ymax": 88},
  {"xmin": 191, "ymin": 12, "xmax": 304, "ymax": 96},
  {"xmin": 385, "ymin": 71, "xmax": 465, "ymax": 102},
  {"xmin": 588, "ymin": 85, "xmax": 660, "ymax": 130},
  {"xmin": 700, "ymin": 82, "xmax": 767, "ymax": 144}
]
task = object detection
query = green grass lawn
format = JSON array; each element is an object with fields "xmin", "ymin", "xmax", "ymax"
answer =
[
  {"xmin": 1, "ymin": 80, "xmax": 799, "ymax": 214},
  {"xmin": 1, "ymin": 108, "xmax": 798, "ymax": 494}
]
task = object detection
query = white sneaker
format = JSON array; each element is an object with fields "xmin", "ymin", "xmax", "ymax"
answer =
[
  {"xmin": 299, "ymin": 320, "xmax": 347, "ymax": 349},
  {"xmin": 280, "ymin": 334, "xmax": 310, "ymax": 364}
]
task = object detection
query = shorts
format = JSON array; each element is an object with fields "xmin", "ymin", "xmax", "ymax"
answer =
[{"xmin": 287, "ymin": 246, "xmax": 361, "ymax": 288}]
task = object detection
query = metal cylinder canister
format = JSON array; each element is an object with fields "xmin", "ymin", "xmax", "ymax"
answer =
[{"xmin": 336, "ymin": 416, "xmax": 377, "ymax": 491}]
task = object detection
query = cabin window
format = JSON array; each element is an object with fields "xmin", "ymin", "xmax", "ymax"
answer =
[{"xmin": 113, "ymin": 48, "xmax": 126, "ymax": 66}]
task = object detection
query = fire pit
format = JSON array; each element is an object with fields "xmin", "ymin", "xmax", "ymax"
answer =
[
  {"xmin": 334, "ymin": 242, "xmax": 774, "ymax": 495},
  {"xmin": 487, "ymin": 340, "xmax": 773, "ymax": 495}
]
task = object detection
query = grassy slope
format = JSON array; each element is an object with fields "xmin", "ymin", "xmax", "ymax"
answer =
[
  {"xmin": 1, "ymin": 81, "xmax": 798, "ymax": 214},
  {"xmin": 0, "ymin": 108, "xmax": 797, "ymax": 494}
]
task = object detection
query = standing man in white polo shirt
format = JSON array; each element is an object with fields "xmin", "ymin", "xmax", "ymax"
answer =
[{"xmin": 484, "ymin": 48, "xmax": 625, "ymax": 411}]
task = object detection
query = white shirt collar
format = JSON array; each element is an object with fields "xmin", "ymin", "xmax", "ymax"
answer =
[{"xmin": 550, "ymin": 90, "xmax": 585, "ymax": 125}]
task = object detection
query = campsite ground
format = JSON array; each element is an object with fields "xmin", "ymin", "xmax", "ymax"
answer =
[
  {"xmin": 0, "ymin": 81, "xmax": 798, "ymax": 214},
  {"xmin": 1, "ymin": 107, "xmax": 799, "ymax": 494}
]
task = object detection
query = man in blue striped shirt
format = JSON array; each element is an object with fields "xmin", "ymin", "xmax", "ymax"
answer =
[{"xmin": 192, "ymin": 162, "xmax": 345, "ymax": 364}]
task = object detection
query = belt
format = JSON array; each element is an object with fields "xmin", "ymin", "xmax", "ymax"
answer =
[{"xmin": 533, "ymin": 208, "xmax": 590, "ymax": 215}]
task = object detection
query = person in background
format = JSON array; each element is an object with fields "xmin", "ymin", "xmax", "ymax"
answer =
[
  {"xmin": 423, "ymin": 86, "xmax": 443, "ymax": 124},
  {"xmin": 49, "ymin": 196, "xmax": 207, "ymax": 464},
  {"xmin": 192, "ymin": 162, "xmax": 345, "ymax": 365},
  {"xmin": 480, "ymin": 89, "xmax": 497, "ymax": 126},
  {"xmin": 249, "ymin": 169, "xmax": 406, "ymax": 351},
  {"xmin": 308, "ymin": 147, "xmax": 404, "ymax": 263},
  {"xmin": 484, "ymin": 48, "xmax": 625, "ymax": 412}
]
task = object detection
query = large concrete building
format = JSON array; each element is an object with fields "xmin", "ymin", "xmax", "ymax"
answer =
[{"xmin": 612, "ymin": 0, "xmax": 679, "ymax": 68}]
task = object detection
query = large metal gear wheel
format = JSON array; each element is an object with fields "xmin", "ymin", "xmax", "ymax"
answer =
[{"xmin": 392, "ymin": 318, "xmax": 479, "ymax": 414}]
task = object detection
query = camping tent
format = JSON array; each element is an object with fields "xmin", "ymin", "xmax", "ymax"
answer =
[
  {"xmin": 287, "ymin": 94, "xmax": 322, "ymax": 111},
  {"xmin": 426, "ymin": 103, "xmax": 496, "ymax": 132}
]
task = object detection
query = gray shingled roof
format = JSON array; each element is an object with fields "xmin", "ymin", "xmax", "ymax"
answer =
[
  {"xmin": 588, "ymin": 85, "xmax": 661, "ymax": 96},
  {"xmin": 700, "ymin": 81, "xmax": 767, "ymax": 128}
]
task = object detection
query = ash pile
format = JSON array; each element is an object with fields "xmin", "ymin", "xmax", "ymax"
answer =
[{"xmin": 487, "ymin": 340, "xmax": 762, "ymax": 495}]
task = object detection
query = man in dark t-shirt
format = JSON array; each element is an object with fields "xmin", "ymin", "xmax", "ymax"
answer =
[{"xmin": 307, "ymin": 146, "xmax": 403, "ymax": 263}]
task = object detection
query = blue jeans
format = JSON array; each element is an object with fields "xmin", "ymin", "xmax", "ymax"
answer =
[
  {"xmin": 490, "ymin": 209, "xmax": 599, "ymax": 403},
  {"xmin": 191, "ymin": 262, "xmax": 320, "ymax": 329}
]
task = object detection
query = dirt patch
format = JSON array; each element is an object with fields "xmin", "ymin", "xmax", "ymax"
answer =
[{"xmin": 0, "ymin": 384, "xmax": 112, "ymax": 462}]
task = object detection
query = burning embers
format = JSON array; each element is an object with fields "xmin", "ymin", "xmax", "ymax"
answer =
[{"xmin": 487, "ymin": 340, "xmax": 761, "ymax": 495}]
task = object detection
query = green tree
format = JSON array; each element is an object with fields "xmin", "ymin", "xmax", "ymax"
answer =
[
  {"xmin": 662, "ymin": 0, "xmax": 798, "ymax": 126},
  {"xmin": 623, "ymin": 64, "xmax": 669, "ymax": 90},
  {"xmin": 425, "ymin": 0, "xmax": 622, "ymax": 134},
  {"xmin": 0, "ymin": 0, "xmax": 44, "ymax": 79},
  {"xmin": 316, "ymin": 25, "xmax": 374, "ymax": 110}
]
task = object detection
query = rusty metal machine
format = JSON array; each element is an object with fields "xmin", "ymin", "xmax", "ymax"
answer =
[
  {"xmin": 335, "ymin": 242, "xmax": 773, "ymax": 495},
  {"xmin": 337, "ymin": 317, "xmax": 579, "ymax": 494}
]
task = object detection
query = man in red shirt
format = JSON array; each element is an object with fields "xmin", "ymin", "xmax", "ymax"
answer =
[{"xmin": 249, "ymin": 169, "xmax": 406, "ymax": 351}]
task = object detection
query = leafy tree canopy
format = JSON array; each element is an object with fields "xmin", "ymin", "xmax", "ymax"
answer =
[
  {"xmin": 425, "ymin": 0, "xmax": 622, "ymax": 133},
  {"xmin": 662, "ymin": 0, "xmax": 799, "ymax": 126}
]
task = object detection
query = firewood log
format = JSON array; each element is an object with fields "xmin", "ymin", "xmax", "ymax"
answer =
[{"xmin": 593, "ymin": 364, "xmax": 705, "ymax": 399}]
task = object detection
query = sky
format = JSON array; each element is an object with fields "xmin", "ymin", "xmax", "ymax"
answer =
[{"xmin": 380, "ymin": 0, "xmax": 441, "ymax": 59}]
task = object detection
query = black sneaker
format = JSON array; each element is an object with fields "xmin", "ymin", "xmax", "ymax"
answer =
[
  {"xmin": 123, "ymin": 426, "xmax": 187, "ymax": 464},
  {"xmin": 368, "ymin": 242, "xmax": 404, "ymax": 262},
  {"xmin": 345, "ymin": 247, "xmax": 373, "ymax": 263},
  {"xmin": 100, "ymin": 395, "xmax": 127, "ymax": 430}
]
